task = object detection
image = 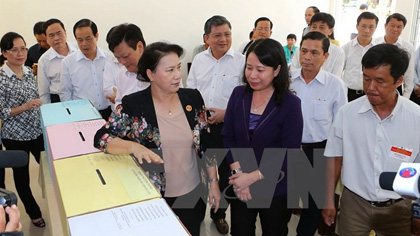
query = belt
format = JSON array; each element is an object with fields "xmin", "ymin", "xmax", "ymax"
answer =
[
  {"xmin": 345, "ymin": 187, "xmax": 403, "ymax": 207},
  {"xmin": 301, "ymin": 140, "xmax": 327, "ymax": 149},
  {"xmin": 366, "ymin": 198, "xmax": 403, "ymax": 207},
  {"xmin": 348, "ymin": 88, "xmax": 364, "ymax": 95}
]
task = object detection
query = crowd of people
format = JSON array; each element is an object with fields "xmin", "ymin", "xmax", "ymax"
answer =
[{"xmin": 0, "ymin": 5, "xmax": 420, "ymax": 236}]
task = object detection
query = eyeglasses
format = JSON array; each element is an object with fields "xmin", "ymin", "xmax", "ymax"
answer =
[
  {"xmin": 256, "ymin": 27, "xmax": 270, "ymax": 32},
  {"xmin": 6, "ymin": 47, "xmax": 28, "ymax": 55}
]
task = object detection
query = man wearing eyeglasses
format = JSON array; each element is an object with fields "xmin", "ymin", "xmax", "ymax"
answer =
[
  {"xmin": 187, "ymin": 15, "xmax": 245, "ymax": 235},
  {"xmin": 59, "ymin": 19, "xmax": 115, "ymax": 120},
  {"xmin": 37, "ymin": 18, "xmax": 78, "ymax": 104},
  {"xmin": 239, "ymin": 17, "xmax": 273, "ymax": 54}
]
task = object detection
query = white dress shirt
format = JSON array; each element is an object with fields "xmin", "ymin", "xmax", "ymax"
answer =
[
  {"xmin": 341, "ymin": 37, "xmax": 375, "ymax": 90},
  {"xmin": 115, "ymin": 66, "xmax": 150, "ymax": 107},
  {"xmin": 186, "ymin": 47, "xmax": 245, "ymax": 110},
  {"xmin": 291, "ymin": 43, "xmax": 345, "ymax": 78},
  {"xmin": 37, "ymin": 42, "xmax": 78, "ymax": 104},
  {"xmin": 324, "ymin": 95, "xmax": 420, "ymax": 201},
  {"xmin": 373, "ymin": 36, "xmax": 415, "ymax": 98},
  {"xmin": 290, "ymin": 69, "xmax": 347, "ymax": 143},
  {"xmin": 59, "ymin": 47, "xmax": 114, "ymax": 110}
]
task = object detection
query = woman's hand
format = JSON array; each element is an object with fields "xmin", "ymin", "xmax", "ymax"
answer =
[
  {"xmin": 229, "ymin": 171, "xmax": 259, "ymax": 192},
  {"xmin": 132, "ymin": 144, "xmax": 163, "ymax": 164},
  {"xmin": 208, "ymin": 181, "xmax": 221, "ymax": 213},
  {"xmin": 235, "ymin": 186, "xmax": 252, "ymax": 202},
  {"xmin": 25, "ymin": 99, "xmax": 43, "ymax": 110}
]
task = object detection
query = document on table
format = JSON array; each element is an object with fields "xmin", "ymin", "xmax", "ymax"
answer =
[
  {"xmin": 54, "ymin": 152, "xmax": 161, "ymax": 217},
  {"xmin": 68, "ymin": 198, "xmax": 190, "ymax": 236}
]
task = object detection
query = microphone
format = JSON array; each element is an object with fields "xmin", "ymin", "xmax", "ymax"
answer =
[
  {"xmin": 379, "ymin": 172, "xmax": 397, "ymax": 191},
  {"xmin": 0, "ymin": 151, "xmax": 28, "ymax": 168},
  {"xmin": 379, "ymin": 163, "xmax": 420, "ymax": 199}
]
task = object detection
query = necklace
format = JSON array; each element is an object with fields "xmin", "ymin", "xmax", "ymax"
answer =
[{"xmin": 252, "ymin": 98, "xmax": 268, "ymax": 112}]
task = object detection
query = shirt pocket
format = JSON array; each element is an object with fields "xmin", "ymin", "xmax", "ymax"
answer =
[
  {"xmin": 221, "ymin": 75, "xmax": 240, "ymax": 98},
  {"xmin": 312, "ymin": 99, "xmax": 331, "ymax": 122}
]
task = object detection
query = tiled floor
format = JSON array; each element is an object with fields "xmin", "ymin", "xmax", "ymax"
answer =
[{"xmin": 5, "ymin": 155, "xmax": 319, "ymax": 236}]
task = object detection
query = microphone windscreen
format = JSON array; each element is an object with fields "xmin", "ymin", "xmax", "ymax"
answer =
[
  {"xmin": 0, "ymin": 151, "xmax": 28, "ymax": 168},
  {"xmin": 379, "ymin": 172, "xmax": 397, "ymax": 191}
]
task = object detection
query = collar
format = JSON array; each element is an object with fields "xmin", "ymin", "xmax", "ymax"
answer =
[
  {"xmin": 352, "ymin": 37, "xmax": 374, "ymax": 47},
  {"xmin": 76, "ymin": 47, "xmax": 106, "ymax": 62},
  {"xmin": 291, "ymin": 68, "xmax": 327, "ymax": 85},
  {"xmin": 3, "ymin": 63, "xmax": 30, "ymax": 77},
  {"xmin": 358, "ymin": 91, "xmax": 402, "ymax": 121},
  {"xmin": 205, "ymin": 47, "xmax": 235, "ymax": 60},
  {"xmin": 47, "ymin": 42, "xmax": 78, "ymax": 61}
]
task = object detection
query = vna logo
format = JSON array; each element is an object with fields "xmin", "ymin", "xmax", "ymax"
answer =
[{"xmin": 399, "ymin": 167, "xmax": 417, "ymax": 178}]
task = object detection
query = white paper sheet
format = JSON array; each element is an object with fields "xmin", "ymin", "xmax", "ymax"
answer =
[{"xmin": 68, "ymin": 198, "xmax": 190, "ymax": 236}]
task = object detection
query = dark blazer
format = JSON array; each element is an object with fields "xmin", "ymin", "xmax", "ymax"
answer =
[
  {"xmin": 222, "ymin": 86, "xmax": 303, "ymax": 196},
  {"xmin": 94, "ymin": 86, "xmax": 214, "ymax": 193}
]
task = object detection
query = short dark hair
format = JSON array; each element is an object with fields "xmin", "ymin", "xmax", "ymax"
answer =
[
  {"xmin": 107, "ymin": 23, "xmax": 146, "ymax": 52},
  {"xmin": 308, "ymin": 6, "xmax": 320, "ymax": 14},
  {"xmin": 357, "ymin": 11, "xmax": 379, "ymax": 25},
  {"xmin": 310, "ymin": 12, "xmax": 335, "ymax": 29},
  {"xmin": 362, "ymin": 44, "xmax": 409, "ymax": 83},
  {"xmin": 33, "ymin": 21, "xmax": 45, "ymax": 35},
  {"xmin": 0, "ymin": 32, "xmax": 26, "ymax": 66},
  {"xmin": 244, "ymin": 38, "xmax": 290, "ymax": 106},
  {"xmin": 249, "ymin": 31, "xmax": 254, "ymax": 40},
  {"xmin": 137, "ymin": 42, "xmax": 184, "ymax": 82},
  {"xmin": 386, "ymin": 13, "xmax": 407, "ymax": 27},
  {"xmin": 73, "ymin": 18, "xmax": 98, "ymax": 38},
  {"xmin": 287, "ymin": 34, "xmax": 297, "ymax": 40},
  {"xmin": 300, "ymin": 31, "xmax": 330, "ymax": 54},
  {"xmin": 254, "ymin": 17, "xmax": 273, "ymax": 29},
  {"xmin": 43, "ymin": 18, "xmax": 65, "ymax": 34},
  {"xmin": 204, "ymin": 15, "xmax": 231, "ymax": 35}
]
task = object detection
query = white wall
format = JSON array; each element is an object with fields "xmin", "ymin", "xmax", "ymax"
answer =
[
  {"xmin": 394, "ymin": 0, "xmax": 416, "ymax": 41},
  {"xmin": 0, "ymin": 0, "xmax": 331, "ymax": 80}
]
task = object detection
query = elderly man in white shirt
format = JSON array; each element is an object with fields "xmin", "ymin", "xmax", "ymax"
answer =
[
  {"xmin": 59, "ymin": 19, "xmax": 115, "ymax": 120},
  {"xmin": 291, "ymin": 12, "xmax": 345, "ymax": 78},
  {"xmin": 37, "ymin": 18, "xmax": 78, "ymax": 104},
  {"xmin": 323, "ymin": 44, "xmax": 420, "ymax": 236},
  {"xmin": 290, "ymin": 31, "xmax": 347, "ymax": 236},
  {"xmin": 186, "ymin": 15, "xmax": 244, "ymax": 235},
  {"xmin": 342, "ymin": 12, "xmax": 379, "ymax": 101},
  {"xmin": 373, "ymin": 13, "xmax": 415, "ymax": 99}
]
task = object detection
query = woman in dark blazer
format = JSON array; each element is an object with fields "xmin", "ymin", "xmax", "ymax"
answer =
[
  {"xmin": 94, "ymin": 42, "xmax": 220, "ymax": 236},
  {"xmin": 223, "ymin": 38, "xmax": 303, "ymax": 236}
]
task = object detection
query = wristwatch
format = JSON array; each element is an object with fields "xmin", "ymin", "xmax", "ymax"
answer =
[{"xmin": 231, "ymin": 167, "xmax": 242, "ymax": 175}]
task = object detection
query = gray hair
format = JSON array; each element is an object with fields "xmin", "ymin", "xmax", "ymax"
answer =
[{"xmin": 204, "ymin": 15, "xmax": 231, "ymax": 35}]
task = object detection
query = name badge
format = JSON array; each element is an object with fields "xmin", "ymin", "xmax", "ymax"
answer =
[{"xmin": 390, "ymin": 146, "xmax": 413, "ymax": 162}]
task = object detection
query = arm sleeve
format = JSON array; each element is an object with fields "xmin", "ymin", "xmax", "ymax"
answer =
[
  {"xmin": 93, "ymin": 104, "xmax": 134, "ymax": 153},
  {"xmin": 221, "ymin": 87, "xmax": 239, "ymax": 165},
  {"xmin": 103, "ymin": 61, "xmax": 118, "ymax": 97},
  {"xmin": 37, "ymin": 58, "xmax": 51, "ymax": 104},
  {"xmin": 331, "ymin": 48, "xmax": 345, "ymax": 78},
  {"xmin": 324, "ymin": 107, "xmax": 344, "ymax": 157}
]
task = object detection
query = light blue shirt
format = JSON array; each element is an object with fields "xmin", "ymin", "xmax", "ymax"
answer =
[
  {"xmin": 59, "ymin": 47, "xmax": 114, "ymax": 110},
  {"xmin": 290, "ymin": 69, "xmax": 348, "ymax": 143}
]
